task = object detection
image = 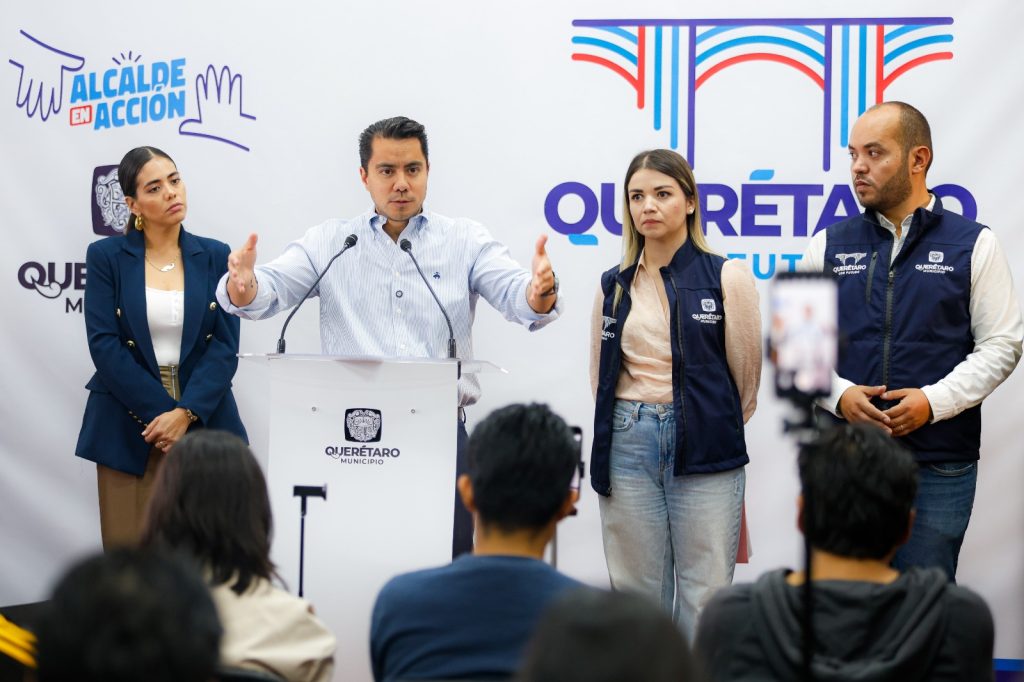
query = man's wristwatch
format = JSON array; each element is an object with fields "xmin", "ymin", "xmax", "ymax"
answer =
[{"xmin": 183, "ymin": 408, "xmax": 199, "ymax": 423}]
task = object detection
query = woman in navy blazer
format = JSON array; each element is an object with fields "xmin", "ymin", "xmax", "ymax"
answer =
[{"xmin": 76, "ymin": 146, "xmax": 246, "ymax": 548}]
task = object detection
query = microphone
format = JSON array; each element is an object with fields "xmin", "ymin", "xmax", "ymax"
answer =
[
  {"xmin": 400, "ymin": 238, "xmax": 456, "ymax": 359},
  {"xmin": 276, "ymin": 234, "xmax": 357, "ymax": 353}
]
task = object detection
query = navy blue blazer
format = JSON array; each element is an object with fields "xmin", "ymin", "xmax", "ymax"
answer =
[{"xmin": 76, "ymin": 227, "xmax": 247, "ymax": 475}]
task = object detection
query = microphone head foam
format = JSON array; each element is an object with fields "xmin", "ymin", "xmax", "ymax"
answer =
[
  {"xmin": 399, "ymin": 239, "xmax": 412, "ymax": 252},
  {"xmin": 344, "ymin": 234, "xmax": 358, "ymax": 248}
]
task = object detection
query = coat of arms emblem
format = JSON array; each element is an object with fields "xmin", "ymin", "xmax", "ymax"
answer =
[{"xmin": 345, "ymin": 409, "xmax": 382, "ymax": 442}]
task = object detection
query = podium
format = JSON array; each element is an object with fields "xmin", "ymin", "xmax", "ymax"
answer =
[{"xmin": 239, "ymin": 354, "xmax": 501, "ymax": 682}]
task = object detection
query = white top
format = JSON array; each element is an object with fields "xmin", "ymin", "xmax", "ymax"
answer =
[
  {"xmin": 145, "ymin": 287, "xmax": 184, "ymax": 366},
  {"xmin": 799, "ymin": 198, "xmax": 1023, "ymax": 422},
  {"xmin": 210, "ymin": 577, "xmax": 336, "ymax": 682}
]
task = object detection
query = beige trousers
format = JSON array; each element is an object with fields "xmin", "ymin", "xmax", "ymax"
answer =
[{"xmin": 96, "ymin": 365, "xmax": 178, "ymax": 550}]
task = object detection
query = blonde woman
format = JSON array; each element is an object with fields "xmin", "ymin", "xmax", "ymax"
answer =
[{"xmin": 590, "ymin": 149, "xmax": 761, "ymax": 640}]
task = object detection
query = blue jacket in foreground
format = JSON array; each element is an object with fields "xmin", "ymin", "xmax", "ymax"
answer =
[
  {"xmin": 76, "ymin": 227, "xmax": 247, "ymax": 475},
  {"xmin": 370, "ymin": 554, "xmax": 584, "ymax": 681}
]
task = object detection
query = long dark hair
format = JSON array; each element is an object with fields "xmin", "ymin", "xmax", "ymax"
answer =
[
  {"xmin": 141, "ymin": 430, "xmax": 278, "ymax": 595},
  {"xmin": 117, "ymin": 146, "xmax": 175, "ymax": 232}
]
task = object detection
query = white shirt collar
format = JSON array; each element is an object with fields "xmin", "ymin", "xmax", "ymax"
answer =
[{"xmin": 875, "ymin": 194, "xmax": 937, "ymax": 234}]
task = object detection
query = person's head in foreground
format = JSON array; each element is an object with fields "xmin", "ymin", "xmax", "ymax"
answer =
[
  {"xmin": 799, "ymin": 422, "xmax": 918, "ymax": 561},
  {"xmin": 33, "ymin": 547, "xmax": 221, "ymax": 682},
  {"xmin": 460, "ymin": 402, "xmax": 581, "ymax": 554},
  {"xmin": 694, "ymin": 424, "xmax": 996, "ymax": 682},
  {"xmin": 141, "ymin": 429, "xmax": 278, "ymax": 594},
  {"xmin": 517, "ymin": 588, "xmax": 698, "ymax": 682}
]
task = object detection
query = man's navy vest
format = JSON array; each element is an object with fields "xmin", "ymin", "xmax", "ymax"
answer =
[
  {"xmin": 591, "ymin": 239, "xmax": 748, "ymax": 496},
  {"xmin": 824, "ymin": 196, "xmax": 984, "ymax": 461}
]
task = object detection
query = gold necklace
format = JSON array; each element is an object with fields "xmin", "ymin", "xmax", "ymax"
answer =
[{"xmin": 144, "ymin": 252, "xmax": 179, "ymax": 273}]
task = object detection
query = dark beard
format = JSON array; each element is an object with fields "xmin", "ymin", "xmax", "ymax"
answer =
[{"xmin": 858, "ymin": 158, "xmax": 912, "ymax": 214}]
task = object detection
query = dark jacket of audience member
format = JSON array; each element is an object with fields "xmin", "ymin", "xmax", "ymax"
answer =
[
  {"xmin": 33, "ymin": 548, "xmax": 221, "ymax": 682},
  {"xmin": 370, "ymin": 403, "xmax": 585, "ymax": 682},
  {"xmin": 694, "ymin": 424, "xmax": 994, "ymax": 681},
  {"xmin": 518, "ymin": 588, "xmax": 699, "ymax": 682},
  {"xmin": 141, "ymin": 430, "xmax": 336, "ymax": 682}
]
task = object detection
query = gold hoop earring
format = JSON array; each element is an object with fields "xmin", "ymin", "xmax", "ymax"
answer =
[{"xmin": 135, "ymin": 214, "xmax": 145, "ymax": 231}]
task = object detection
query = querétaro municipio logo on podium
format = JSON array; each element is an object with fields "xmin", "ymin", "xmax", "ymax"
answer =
[{"xmin": 345, "ymin": 409, "xmax": 382, "ymax": 443}]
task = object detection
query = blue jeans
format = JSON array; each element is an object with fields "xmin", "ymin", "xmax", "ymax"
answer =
[
  {"xmin": 598, "ymin": 400, "xmax": 744, "ymax": 642},
  {"xmin": 892, "ymin": 460, "xmax": 977, "ymax": 582}
]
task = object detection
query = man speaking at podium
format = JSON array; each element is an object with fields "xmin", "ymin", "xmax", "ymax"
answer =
[{"xmin": 216, "ymin": 116, "xmax": 561, "ymax": 557}]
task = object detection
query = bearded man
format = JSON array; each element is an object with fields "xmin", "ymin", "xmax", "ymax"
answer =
[{"xmin": 798, "ymin": 101, "xmax": 1022, "ymax": 581}]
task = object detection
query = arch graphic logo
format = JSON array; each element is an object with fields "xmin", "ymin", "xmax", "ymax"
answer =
[
  {"xmin": 546, "ymin": 15, "xmax": 972, "ymax": 265},
  {"xmin": 570, "ymin": 17, "xmax": 954, "ymax": 171}
]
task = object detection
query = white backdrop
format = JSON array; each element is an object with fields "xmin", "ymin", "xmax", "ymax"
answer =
[{"xmin": 2, "ymin": 0, "xmax": 1021, "ymax": 670}]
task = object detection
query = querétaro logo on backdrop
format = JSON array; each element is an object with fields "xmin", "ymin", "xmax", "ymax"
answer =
[
  {"xmin": 18, "ymin": 162, "xmax": 137, "ymax": 311},
  {"xmin": 7, "ymin": 29, "xmax": 256, "ymax": 151},
  {"xmin": 546, "ymin": 15, "xmax": 978, "ymax": 279},
  {"xmin": 92, "ymin": 164, "xmax": 128, "ymax": 236}
]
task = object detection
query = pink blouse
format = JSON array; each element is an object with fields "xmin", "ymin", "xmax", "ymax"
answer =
[{"xmin": 590, "ymin": 256, "xmax": 762, "ymax": 423}]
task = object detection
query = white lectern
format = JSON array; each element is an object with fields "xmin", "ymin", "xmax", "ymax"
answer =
[{"xmin": 239, "ymin": 354, "xmax": 501, "ymax": 682}]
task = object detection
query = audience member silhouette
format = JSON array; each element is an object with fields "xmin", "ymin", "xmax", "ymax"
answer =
[
  {"xmin": 518, "ymin": 588, "xmax": 699, "ymax": 682},
  {"xmin": 141, "ymin": 430, "xmax": 336, "ymax": 682},
  {"xmin": 370, "ymin": 403, "xmax": 585, "ymax": 681},
  {"xmin": 695, "ymin": 424, "xmax": 995, "ymax": 681},
  {"xmin": 33, "ymin": 547, "xmax": 221, "ymax": 682}
]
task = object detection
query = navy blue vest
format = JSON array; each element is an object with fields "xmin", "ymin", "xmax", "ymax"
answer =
[
  {"xmin": 824, "ymin": 196, "xmax": 983, "ymax": 461},
  {"xmin": 591, "ymin": 240, "xmax": 748, "ymax": 496}
]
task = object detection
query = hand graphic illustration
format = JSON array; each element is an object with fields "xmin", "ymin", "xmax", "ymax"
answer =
[
  {"xmin": 8, "ymin": 29, "xmax": 85, "ymax": 121},
  {"xmin": 178, "ymin": 64, "xmax": 256, "ymax": 151}
]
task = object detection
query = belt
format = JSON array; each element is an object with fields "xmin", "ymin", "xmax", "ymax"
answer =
[{"xmin": 159, "ymin": 364, "xmax": 182, "ymax": 400}]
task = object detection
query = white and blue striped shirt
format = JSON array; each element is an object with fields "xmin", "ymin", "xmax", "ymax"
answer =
[{"xmin": 217, "ymin": 210, "xmax": 560, "ymax": 406}]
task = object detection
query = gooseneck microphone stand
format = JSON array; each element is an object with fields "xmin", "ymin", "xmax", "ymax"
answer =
[
  {"xmin": 276, "ymin": 234, "xmax": 358, "ymax": 353},
  {"xmin": 399, "ymin": 238, "xmax": 457, "ymax": 360}
]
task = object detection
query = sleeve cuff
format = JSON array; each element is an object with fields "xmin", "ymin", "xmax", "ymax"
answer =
[
  {"xmin": 921, "ymin": 384, "xmax": 954, "ymax": 423},
  {"xmin": 818, "ymin": 375, "xmax": 854, "ymax": 417},
  {"xmin": 524, "ymin": 297, "xmax": 562, "ymax": 331},
  {"xmin": 216, "ymin": 271, "xmax": 272, "ymax": 317}
]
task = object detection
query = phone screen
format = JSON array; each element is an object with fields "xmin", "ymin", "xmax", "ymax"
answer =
[
  {"xmin": 568, "ymin": 426, "xmax": 583, "ymax": 515},
  {"xmin": 569, "ymin": 427, "xmax": 583, "ymax": 490},
  {"xmin": 769, "ymin": 273, "xmax": 838, "ymax": 399}
]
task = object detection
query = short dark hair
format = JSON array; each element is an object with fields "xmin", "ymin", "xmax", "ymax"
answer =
[
  {"xmin": 34, "ymin": 548, "xmax": 221, "ymax": 682},
  {"xmin": 873, "ymin": 101, "xmax": 933, "ymax": 172},
  {"xmin": 799, "ymin": 424, "xmax": 919, "ymax": 559},
  {"xmin": 117, "ymin": 146, "xmax": 175, "ymax": 231},
  {"xmin": 467, "ymin": 403, "xmax": 579, "ymax": 533},
  {"xmin": 141, "ymin": 430, "xmax": 278, "ymax": 594},
  {"xmin": 518, "ymin": 589, "xmax": 697, "ymax": 682},
  {"xmin": 358, "ymin": 116, "xmax": 429, "ymax": 170}
]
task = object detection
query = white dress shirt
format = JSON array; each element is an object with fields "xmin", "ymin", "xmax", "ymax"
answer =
[{"xmin": 217, "ymin": 210, "xmax": 560, "ymax": 406}]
